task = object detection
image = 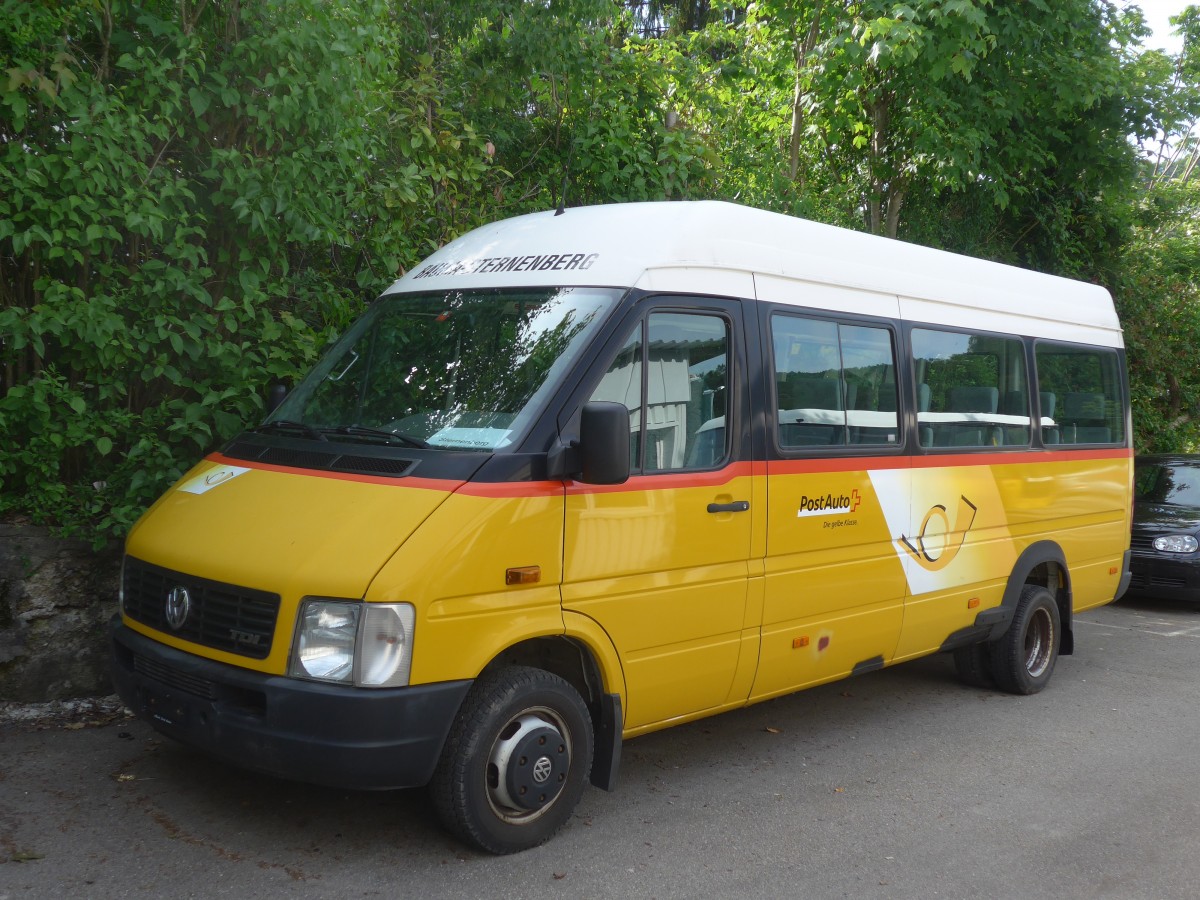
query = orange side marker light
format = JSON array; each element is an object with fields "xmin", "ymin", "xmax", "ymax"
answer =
[{"xmin": 505, "ymin": 566, "xmax": 541, "ymax": 585}]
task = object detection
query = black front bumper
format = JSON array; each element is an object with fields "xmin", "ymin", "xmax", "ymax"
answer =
[
  {"xmin": 110, "ymin": 618, "xmax": 471, "ymax": 790},
  {"xmin": 1126, "ymin": 552, "xmax": 1200, "ymax": 604}
]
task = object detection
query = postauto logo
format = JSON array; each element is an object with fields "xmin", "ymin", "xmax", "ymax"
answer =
[{"xmin": 796, "ymin": 489, "xmax": 862, "ymax": 518}]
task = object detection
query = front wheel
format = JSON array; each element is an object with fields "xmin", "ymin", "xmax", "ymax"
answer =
[
  {"xmin": 430, "ymin": 666, "xmax": 594, "ymax": 854},
  {"xmin": 988, "ymin": 584, "xmax": 1061, "ymax": 695}
]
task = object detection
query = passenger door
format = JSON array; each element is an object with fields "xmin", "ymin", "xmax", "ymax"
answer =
[
  {"xmin": 752, "ymin": 309, "xmax": 909, "ymax": 699},
  {"xmin": 562, "ymin": 298, "xmax": 759, "ymax": 730}
]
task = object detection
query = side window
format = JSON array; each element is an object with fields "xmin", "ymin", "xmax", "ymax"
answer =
[
  {"xmin": 588, "ymin": 311, "xmax": 730, "ymax": 473},
  {"xmin": 1035, "ymin": 342, "xmax": 1124, "ymax": 445},
  {"xmin": 911, "ymin": 328, "xmax": 1029, "ymax": 449},
  {"xmin": 771, "ymin": 313, "xmax": 899, "ymax": 449},
  {"xmin": 645, "ymin": 313, "xmax": 729, "ymax": 471},
  {"xmin": 589, "ymin": 324, "xmax": 643, "ymax": 468}
]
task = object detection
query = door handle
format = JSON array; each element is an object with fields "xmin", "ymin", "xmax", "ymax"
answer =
[{"xmin": 707, "ymin": 500, "xmax": 750, "ymax": 513}]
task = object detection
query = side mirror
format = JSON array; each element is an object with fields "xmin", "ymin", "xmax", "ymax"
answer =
[{"xmin": 578, "ymin": 401, "xmax": 630, "ymax": 485}]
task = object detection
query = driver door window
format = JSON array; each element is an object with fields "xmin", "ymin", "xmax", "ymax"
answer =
[{"xmin": 589, "ymin": 312, "xmax": 731, "ymax": 473}]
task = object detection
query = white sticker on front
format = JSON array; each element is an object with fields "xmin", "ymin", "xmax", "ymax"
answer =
[{"xmin": 177, "ymin": 464, "xmax": 251, "ymax": 495}]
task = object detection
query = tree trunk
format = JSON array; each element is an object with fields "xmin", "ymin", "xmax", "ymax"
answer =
[
  {"xmin": 788, "ymin": 2, "xmax": 825, "ymax": 182},
  {"xmin": 866, "ymin": 93, "xmax": 897, "ymax": 236},
  {"xmin": 885, "ymin": 183, "xmax": 906, "ymax": 239}
]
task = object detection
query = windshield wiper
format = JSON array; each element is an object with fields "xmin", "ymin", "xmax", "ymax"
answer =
[
  {"xmin": 251, "ymin": 420, "xmax": 328, "ymax": 441},
  {"xmin": 325, "ymin": 424, "xmax": 430, "ymax": 449}
]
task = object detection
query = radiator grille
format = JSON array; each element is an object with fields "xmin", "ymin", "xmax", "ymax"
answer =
[
  {"xmin": 1129, "ymin": 533, "xmax": 1156, "ymax": 552},
  {"xmin": 123, "ymin": 558, "xmax": 279, "ymax": 660}
]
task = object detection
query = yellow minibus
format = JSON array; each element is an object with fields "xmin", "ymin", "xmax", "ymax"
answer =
[{"xmin": 111, "ymin": 201, "xmax": 1132, "ymax": 853}]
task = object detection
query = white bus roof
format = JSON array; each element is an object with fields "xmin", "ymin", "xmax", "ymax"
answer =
[{"xmin": 384, "ymin": 201, "xmax": 1122, "ymax": 347}]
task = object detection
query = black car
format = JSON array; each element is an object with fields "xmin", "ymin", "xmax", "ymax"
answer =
[{"xmin": 1128, "ymin": 454, "xmax": 1200, "ymax": 604}]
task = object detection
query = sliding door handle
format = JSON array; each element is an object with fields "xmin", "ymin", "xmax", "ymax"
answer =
[{"xmin": 707, "ymin": 500, "xmax": 750, "ymax": 514}]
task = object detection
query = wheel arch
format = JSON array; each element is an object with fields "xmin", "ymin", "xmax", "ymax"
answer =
[
  {"xmin": 994, "ymin": 541, "xmax": 1074, "ymax": 656},
  {"xmin": 940, "ymin": 540, "xmax": 1074, "ymax": 656},
  {"xmin": 476, "ymin": 625, "xmax": 624, "ymax": 791}
]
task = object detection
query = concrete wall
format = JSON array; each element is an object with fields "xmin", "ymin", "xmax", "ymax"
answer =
[{"xmin": 0, "ymin": 526, "xmax": 120, "ymax": 702}]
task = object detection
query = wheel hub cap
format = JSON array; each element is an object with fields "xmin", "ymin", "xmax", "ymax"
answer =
[{"xmin": 489, "ymin": 713, "xmax": 570, "ymax": 812}]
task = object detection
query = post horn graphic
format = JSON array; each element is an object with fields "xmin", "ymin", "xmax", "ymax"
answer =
[
  {"xmin": 204, "ymin": 468, "xmax": 237, "ymax": 487},
  {"xmin": 899, "ymin": 495, "xmax": 978, "ymax": 572}
]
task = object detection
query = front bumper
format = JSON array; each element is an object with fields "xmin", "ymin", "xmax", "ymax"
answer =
[
  {"xmin": 1126, "ymin": 552, "xmax": 1200, "ymax": 604},
  {"xmin": 111, "ymin": 618, "xmax": 471, "ymax": 790}
]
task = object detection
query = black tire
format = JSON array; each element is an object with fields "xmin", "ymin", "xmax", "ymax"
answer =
[
  {"xmin": 430, "ymin": 666, "xmax": 593, "ymax": 854},
  {"xmin": 988, "ymin": 584, "xmax": 1061, "ymax": 695},
  {"xmin": 952, "ymin": 640, "xmax": 995, "ymax": 688}
]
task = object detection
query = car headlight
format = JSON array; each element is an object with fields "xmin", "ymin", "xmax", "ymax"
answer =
[
  {"xmin": 357, "ymin": 603, "xmax": 416, "ymax": 687},
  {"xmin": 1153, "ymin": 534, "xmax": 1199, "ymax": 553},
  {"xmin": 289, "ymin": 599, "xmax": 415, "ymax": 687}
]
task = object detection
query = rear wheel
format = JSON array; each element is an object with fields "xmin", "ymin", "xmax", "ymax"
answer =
[
  {"xmin": 430, "ymin": 666, "xmax": 593, "ymax": 854},
  {"xmin": 952, "ymin": 641, "xmax": 994, "ymax": 688},
  {"xmin": 988, "ymin": 584, "xmax": 1061, "ymax": 695}
]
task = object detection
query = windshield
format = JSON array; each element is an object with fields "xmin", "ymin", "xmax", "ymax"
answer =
[
  {"xmin": 1134, "ymin": 461, "xmax": 1200, "ymax": 506},
  {"xmin": 269, "ymin": 287, "xmax": 620, "ymax": 451}
]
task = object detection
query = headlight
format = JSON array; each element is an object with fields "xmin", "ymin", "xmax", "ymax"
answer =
[
  {"xmin": 289, "ymin": 598, "xmax": 415, "ymax": 687},
  {"xmin": 357, "ymin": 604, "xmax": 416, "ymax": 687},
  {"xmin": 1153, "ymin": 534, "xmax": 1199, "ymax": 553},
  {"xmin": 292, "ymin": 600, "xmax": 359, "ymax": 682}
]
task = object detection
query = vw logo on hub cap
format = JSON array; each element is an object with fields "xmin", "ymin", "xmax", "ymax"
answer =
[
  {"xmin": 532, "ymin": 756, "xmax": 553, "ymax": 784},
  {"xmin": 165, "ymin": 586, "xmax": 191, "ymax": 630}
]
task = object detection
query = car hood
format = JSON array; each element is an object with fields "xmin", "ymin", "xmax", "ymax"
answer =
[
  {"xmin": 1132, "ymin": 502, "xmax": 1200, "ymax": 534},
  {"xmin": 126, "ymin": 455, "xmax": 462, "ymax": 601}
]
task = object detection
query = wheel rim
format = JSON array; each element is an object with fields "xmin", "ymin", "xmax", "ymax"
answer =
[
  {"xmin": 1024, "ymin": 606, "xmax": 1055, "ymax": 678},
  {"xmin": 485, "ymin": 705, "xmax": 573, "ymax": 825}
]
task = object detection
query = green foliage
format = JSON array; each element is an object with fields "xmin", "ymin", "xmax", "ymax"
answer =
[
  {"xmin": 442, "ymin": 0, "xmax": 716, "ymax": 212},
  {"xmin": 5, "ymin": 0, "xmax": 1200, "ymax": 542},
  {"xmin": 1109, "ymin": 7, "xmax": 1200, "ymax": 454},
  {"xmin": 0, "ymin": 0, "xmax": 494, "ymax": 543}
]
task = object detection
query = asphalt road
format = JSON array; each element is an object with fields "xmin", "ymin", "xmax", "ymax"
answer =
[{"xmin": 3, "ymin": 595, "xmax": 1199, "ymax": 900}]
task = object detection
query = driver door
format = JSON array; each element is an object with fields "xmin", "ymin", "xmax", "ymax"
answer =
[{"xmin": 562, "ymin": 298, "xmax": 759, "ymax": 730}]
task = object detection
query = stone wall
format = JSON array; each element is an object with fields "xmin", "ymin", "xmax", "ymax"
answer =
[{"xmin": 0, "ymin": 526, "xmax": 121, "ymax": 702}]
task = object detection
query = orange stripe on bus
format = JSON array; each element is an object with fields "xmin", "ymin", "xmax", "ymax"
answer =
[
  {"xmin": 207, "ymin": 453, "xmax": 465, "ymax": 493},
  {"xmin": 210, "ymin": 444, "xmax": 1130, "ymax": 498}
]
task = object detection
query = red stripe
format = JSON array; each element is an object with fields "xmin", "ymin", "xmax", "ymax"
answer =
[
  {"xmin": 768, "ymin": 455, "xmax": 910, "ymax": 476},
  {"xmin": 458, "ymin": 480, "xmax": 565, "ymax": 499},
  {"xmin": 210, "ymin": 444, "xmax": 1130, "ymax": 499},
  {"xmin": 207, "ymin": 453, "xmax": 465, "ymax": 493}
]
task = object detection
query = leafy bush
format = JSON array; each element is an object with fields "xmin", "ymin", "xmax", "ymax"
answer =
[{"xmin": 0, "ymin": 0, "xmax": 493, "ymax": 543}]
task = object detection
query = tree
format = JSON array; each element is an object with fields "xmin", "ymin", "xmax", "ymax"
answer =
[
  {"xmin": 1114, "ymin": 6, "xmax": 1200, "ymax": 452},
  {"xmin": 690, "ymin": 0, "xmax": 1145, "ymax": 244},
  {"xmin": 441, "ymin": 0, "xmax": 716, "ymax": 213}
]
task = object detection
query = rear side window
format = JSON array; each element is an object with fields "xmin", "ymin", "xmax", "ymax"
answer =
[
  {"xmin": 771, "ymin": 313, "xmax": 899, "ymax": 449},
  {"xmin": 911, "ymin": 328, "xmax": 1030, "ymax": 449},
  {"xmin": 1034, "ymin": 343, "xmax": 1125, "ymax": 445}
]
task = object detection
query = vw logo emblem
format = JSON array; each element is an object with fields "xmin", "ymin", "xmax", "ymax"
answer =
[
  {"xmin": 532, "ymin": 756, "xmax": 553, "ymax": 784},
  {"xmin": 165, "ymin": 586, "xmax": 191, "ymax": 630}
]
